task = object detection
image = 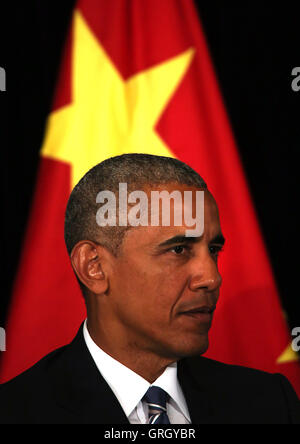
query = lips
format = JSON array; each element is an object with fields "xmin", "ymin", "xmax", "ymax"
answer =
[
  {"xmin": 179, "ymin": 305, "xmax": 216, "ymax": 322},
  {"xmin": 181, "ymin": 305, "xmax": 216, "ymax": 315}
]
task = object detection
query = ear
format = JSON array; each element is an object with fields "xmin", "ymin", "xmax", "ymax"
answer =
[{"xmin": 70, "ymin": 241, "xmax": 108, "ymax": 295}]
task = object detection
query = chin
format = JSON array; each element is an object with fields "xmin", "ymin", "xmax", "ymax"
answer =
[
  {"xmin": 182, "ymin": 341, "xmax": 209, "ymax": 358},
  {"xmin": 166, "ymin": 335, "xmax": 209, "ymax": 360}
]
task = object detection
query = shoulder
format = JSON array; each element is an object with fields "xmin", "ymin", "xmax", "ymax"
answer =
[
  {"xmin": 179, "ymin": 355, "xmax": 300, "ymax": 424},
  {"xmin": 183, "ymin": 354, "xmax": 295, "ymax": 392},
  {"xmin": 0, "ymin": 324, "xmax": 101, "ymax": 424},
  {"xmin": 0, "ymin": 343, "xmax": 72, "ymax": 424},
  {"xmin": 0, "ymin": 343, "xmax": 69, "ymax": 388},
  {"xmin": 188, "ymin": 354, "xmax": 277, "ymax": 380}
]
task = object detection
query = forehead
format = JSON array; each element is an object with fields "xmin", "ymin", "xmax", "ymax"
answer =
[
  {"xmin": 143, "ymin": 182, "xmax": 220, "ymax": 221},
  {"xmin": 122, "ymin": 184, "xmax": 221, "ymax": 250}
]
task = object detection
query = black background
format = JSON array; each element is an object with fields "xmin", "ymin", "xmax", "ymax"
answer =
[{"xmin": 0, "ymin": 2, "xmax": 299, "ymax": 340}]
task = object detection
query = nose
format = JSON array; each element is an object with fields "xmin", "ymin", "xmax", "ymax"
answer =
[{"xmin": 188, "ymin": 251, "xmax": 222, "ymax": 294}]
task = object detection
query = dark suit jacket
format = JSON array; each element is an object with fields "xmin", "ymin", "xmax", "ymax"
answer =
[{"xmin": 0, "ymin": 325, "xmax": 299, "ymax": 424}]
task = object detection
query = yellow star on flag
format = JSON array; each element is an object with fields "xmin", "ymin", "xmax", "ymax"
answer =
[
  {"xmin": 41, "ymin": 10, "xmax": 195, "ymax": 188},
  {"xmin": 277, "ymin": 343, "xmax": 299, "ymax": 364}
]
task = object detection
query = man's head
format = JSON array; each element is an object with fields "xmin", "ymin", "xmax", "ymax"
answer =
[{"xmin": 65, "ymin": 154, "xmax": 224, "ymax": 362}]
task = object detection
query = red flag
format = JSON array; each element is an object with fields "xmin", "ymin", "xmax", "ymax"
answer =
[{"xmin": 1, "ymin": 0, "xmax": 299, "ymax": 396}]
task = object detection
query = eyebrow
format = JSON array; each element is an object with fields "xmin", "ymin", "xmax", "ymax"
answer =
[
  {"xmin": 158, "ymin": 233, "xmax": 226, "ymax": 248},
  {"xmin": 210, "ymin": 234, "xmax": 226, "ymax": 246}
]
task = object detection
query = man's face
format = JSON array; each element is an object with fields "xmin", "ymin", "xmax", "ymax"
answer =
[{"xmin": 106, "ymin": 184, "xmax": 224, "ymax": 360}]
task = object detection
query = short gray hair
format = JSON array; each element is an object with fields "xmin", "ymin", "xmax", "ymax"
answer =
[{"xmin": 65, "ymin": 153, "xmax": 207, "ymax": 259}]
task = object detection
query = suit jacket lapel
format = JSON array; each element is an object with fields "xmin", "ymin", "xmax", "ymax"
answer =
[
  {"xmin": 51, "ymin": 325, "xmax": 129, "ymax": 424},
  {"xmin": 178, "ymin": 356, "xmax": 217, "ymax": 424}
]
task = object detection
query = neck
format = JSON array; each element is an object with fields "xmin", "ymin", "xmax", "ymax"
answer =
[{"xmin": 86, "ymin": 313, "xmax": 175, "ymax": 383}]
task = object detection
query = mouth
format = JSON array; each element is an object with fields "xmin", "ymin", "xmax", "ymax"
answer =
[{"xmin": 179, "ymin": 306, "xmax": 215, "ymax": 323}]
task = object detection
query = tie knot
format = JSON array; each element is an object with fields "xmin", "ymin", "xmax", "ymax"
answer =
[{"xmin": 143, "ymin": 386, "xmax": 169, "ymax": 411}]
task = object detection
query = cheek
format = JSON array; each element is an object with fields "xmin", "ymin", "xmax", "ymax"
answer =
[
  {"xmin": 137, "ymin": 270, "xmax": 188, "ymax": 318},
  {"xmin": 110, "ymin": 259, "xmax": 154, "ymax": 307},
  {"xmin": 111, "ymin": 256, "xmax": 188, "ymax": 316}
]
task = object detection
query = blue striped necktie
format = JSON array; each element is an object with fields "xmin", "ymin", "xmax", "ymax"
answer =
[{"xmin": 143, "ymin": 386, "xmax": 171, "ymax": 424}]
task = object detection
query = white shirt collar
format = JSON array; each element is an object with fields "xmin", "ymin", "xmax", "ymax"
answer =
[{"xmin": 83, "ymin": 320, "xmax": 190, "ymax": 420}]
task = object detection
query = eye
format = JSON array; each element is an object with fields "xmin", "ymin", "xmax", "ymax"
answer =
[
  {"xmin": 170, "ymin": 245, "xmax": 187, "ymax": 255},
  {"xmin": 209, "ymin": 245, "xmax": 223, "ymax": 257}
]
